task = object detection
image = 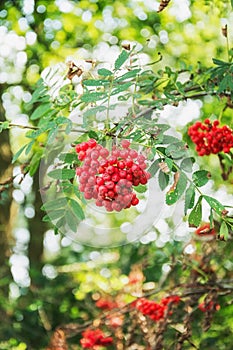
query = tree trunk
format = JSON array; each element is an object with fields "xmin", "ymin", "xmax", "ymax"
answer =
[
  {"xmin": 0, "ymin": 86, "xmax": 13, "ymax": 329},
  {"xmin": 28, "ymin": 169, "xmax": 46, "ymax": 284}
]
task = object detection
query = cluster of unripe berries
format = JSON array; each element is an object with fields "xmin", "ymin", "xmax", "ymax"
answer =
[
  {"xmin": 132, "ymin": 295, "xmax": 180, "ymax": 322},
  {"xmin": 188, "ymin": 119, "xmax": 233, "ymax": 156},
  {"xmin": 75, "ymin": 139, "xmax": 150, "ymax": 212}
]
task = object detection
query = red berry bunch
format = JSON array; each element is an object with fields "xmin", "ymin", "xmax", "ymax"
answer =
[
  {"xmin": 75, "ymin": 139, "xmax": 150, "ymax": 212},
  {"xmin": 80, "ymin": 329, "xmax": 113, "ymax": 349},
  {"xmin": 132, "ymin": 295, "xmax": 180, "ymax": 322},
  {"xmin": 188, "ymin": 119, "xmax": 233, "ymax": 156},
  {"xmin": 95, "ymin": 297, "xmax": 119, "ymax": 310}
]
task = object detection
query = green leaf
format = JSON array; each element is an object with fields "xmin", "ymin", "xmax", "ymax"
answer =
[
  {"xmin": 212, "ymin": 58, "xmax": 229, "ymax": 66},
  {"xmin": 192, "ymin": 170, "xmax": 210, "ymax": 187},
  {"xmin": 162, "ymin": 135, "xmax": 181, "ymax": 144},
  {"xmin": 203, "ymin": 195, "xmax": 225, "ymax": 215},
  {"xmin": 184, "ymin": 184, "xmax": 195, "ymax": 215},
  {"xmin": 69, "ymin": 198, "xmax": 85, "ymax": 220},
  {"xmin": 41, "ymin": 197, "xmax": 68, "ymax": 211},
  {"xmin": 180, "ymin": 157, "xmax": 195, "ymax": 172},
  {"xmin": 158, "ymin": 171, "xmax": 169, "ymax": 191},
  {"xmin": 29, "ymin": 150, "xmax": 43, "ymax": 176},
  {"xmin": 12, "ymin": 144, "xmax": 27, "ymax": 163},
  {"xmin": 28, "ymin": 79, "xmax": 48, "ymax": 105},
  {"xmin": 116, "ymin": 69, "xmax": 141, "ymax": 81},
  {"xmin": 88, "ymin": 130, "xmax": 99, "ymax": 140},
  {"xmin": 81, "ymin": 92, "xmax": 107, "ymax": 103},
  {"xmin": 59, "ymin": 153, "xmax": 78, "ymax": 163},
  {"xmin": 219, "ymin": 75, "xmax": 232, "ymax": 92},
  {"xmin": 156, "ymin": 124, "xmax": 171, "ymax": 133},
  {"xmin": 209, "ymin": 208, "xmax": 214, "ymax": 228},
  {"xmin": 231, "ymin": 0, "xmax": 233, "ymax": 9},
  {"xmin": 148, "ymin": 159, "xmax": 160, "ymax": 177},
  {"xmin": 65, "ymin": 209, "xmax": 78, "ymax": 232},
  {"xmin": 165, "ymin": 141, "xmax": 188, "ymax": 159},
  {"xmin": 55, "ymin": 216, "xmax": 66, "ymax": 230},
  {"xmin": 98, "ymin": 68, "xmax": 113, "ymax": 76},
  {"xmin": 25, "ymin": 141, "xmax": 34, "ymax": 155},
  {"xmin": 133, "ymin": 184, "xmax": 147, "ymax": 193},
  {"xmin": 47, "ymin": 126, "xmax": 59, "ymax": 144},
  {"xmin": 111, "ymin": 82, "xmax": 132, "ymax": 95},
  {"xmin": 0, "ymin": 121, "xmax": 10, "ymax": 132},
  {"xmin": 188, "ymin": 196, "xmax": 202, "ymax": 227},
  {"xmin": 83, "ymin": 105, "xmax": 107, "ymax": 118},
  {"xmin": 42, "ymin": 209, "xmax": 65, "ymax": 222},
  {"xmin": 166, "ymin": 172, "xmax": 187, "ymax": 205},
  {"xmin": 30, "ymin": 103, "xmax": 51, "ymax": 120},
  {"xmin": 114, "ymin": 50, "xmax": 130, "ymax": 70},
  {"xmin": 48, "ymin": 168, "xmax": 75, "ymax": 180},
  {"xmin": 83, "ymin": 79, "xmax": 109, "ymax": 86},
  {"xmin": 164, "ymin": 158, "xmax": 173, "ymax": 171},
  {"xmin": 220, "ymin": 221, "xmax": 229, "ymax": 240}
]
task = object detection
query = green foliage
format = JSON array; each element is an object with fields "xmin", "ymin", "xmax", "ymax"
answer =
[
  {"xmin": 188, "ymin": 196, "xmax": 202, "ymax": 227},
  {"xmin": 1, "ymin": 1, "xmax": 233, "ymax": 349},
  {"xmin": 192, "ymin": 170, "xmax": 210, "ymax": 187},
  {"xmin": 166, "ymin": 172, "xmax": 188, "ymax": 205}
]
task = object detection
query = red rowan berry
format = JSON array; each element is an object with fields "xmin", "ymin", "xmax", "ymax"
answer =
[{"xmin": 75, "ymin": 139, "xmax": 150, "ymax": 211}]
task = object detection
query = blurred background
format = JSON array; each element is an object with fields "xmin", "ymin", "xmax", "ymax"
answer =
[{"xmin": 0, "ymin": 1, "xmax": 233, "ymax": 349}]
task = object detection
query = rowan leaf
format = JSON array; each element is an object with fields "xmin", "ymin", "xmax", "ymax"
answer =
[
  {"xmin": 98, "ymin": 68, "xmax": 113, "ymax": 76},
  {"xmin": 114, "ymin": 50, "xmax": 130, "ymax": 70},
  {"xmin": 192, "ymin": 170, "xmax": 210, "ymax": 187},
  {"xmin": 184, "ymin": 184, "xmax": 195, "ymax": 215},
  {"xmin": 48, "ymin": 168, "xmax": 76, "ymax": 180},
  {"xmin": 158, "ymin": 171, "xmax": 169, "ymax": 190},
  {"xmin": 69, "ymin": 198, "xmax": 85, "ymax": 220},
  {"xmin": 203, "ymin": 195, "xmax": 225, "ymax": 215},
  {"xmin": 219, "ymin": 221, "xmax": 229, "ymax": 240},
  {"xmin": 166, "ymin": 172, "xmax": 187, "ymax": 205},
  {"xmin": 30, "ymin": 103, "xmax": 51, "ymax": 120},
  {"xmin": 188, "ymin": 196, "xmax": 202, "ymax": 227}
]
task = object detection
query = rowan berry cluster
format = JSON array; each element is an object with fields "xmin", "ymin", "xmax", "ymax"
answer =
[
  {"xmin": 95, "ymin": 297, "xmax": 124, "ymax": 328},
  {"xmin": 132, "ymin": 295, "xmax": 180, "ymax": 322},
  {"xmin": 80, "ymin": 329, "xmax": 113, "ymax": 349},
  {"xmin": 95, "ymin": 297, "xmax": 119, "ymax": 310},
  {"xmin": 188, "ymin": 119, "xmax": 233, "ymax": 156},
  {"xmin": 75, "ymin": 139, "xmax": 150, "ymax": 211}
]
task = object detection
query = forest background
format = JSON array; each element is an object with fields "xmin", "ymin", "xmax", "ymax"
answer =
[{"xmin": 1, "ymin": 0, "xmax": 233, "ymax": 349}]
